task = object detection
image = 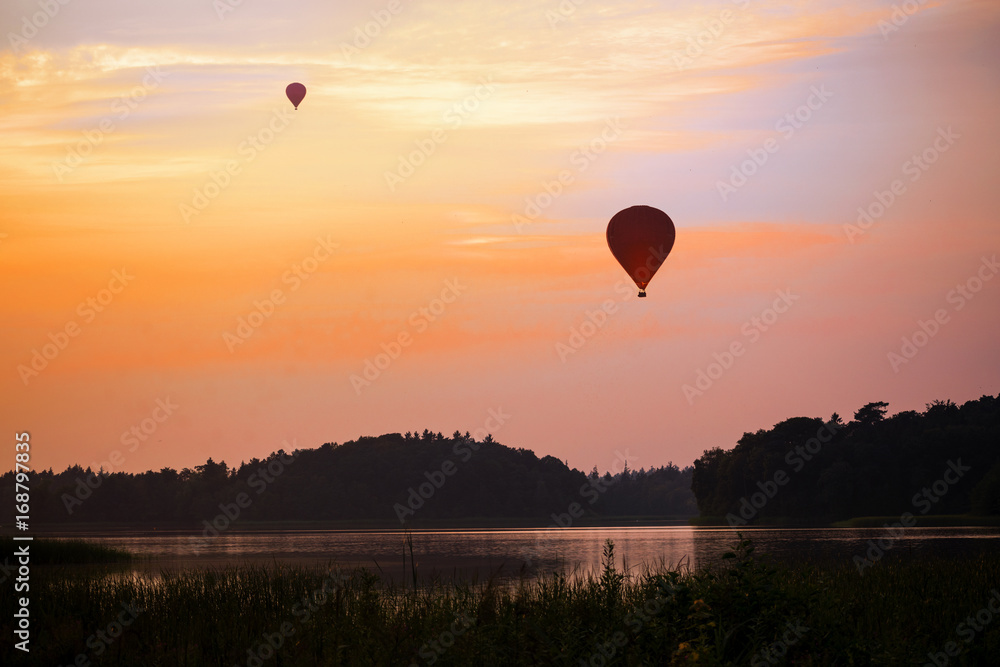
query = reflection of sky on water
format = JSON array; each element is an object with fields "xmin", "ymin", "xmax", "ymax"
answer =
[{"xmin": 55, "ymin": 526, "xmax": 1000, "ymax": 582}]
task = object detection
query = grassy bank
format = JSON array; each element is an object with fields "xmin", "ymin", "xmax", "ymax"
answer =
[
  {"xmin": 2, "ymin": 537, "xmax": 998, "ymax": 665},
  {"xmin": 690, "ymin": 514, "xmax": 1000, "ymax": 528},
  {"xmin": 0, "ymin": 536, "xmax": 133, "ymax": 564}
]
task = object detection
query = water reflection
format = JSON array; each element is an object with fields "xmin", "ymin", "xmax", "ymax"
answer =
[{"xmin": 53, "ymin": 526, "xmax": 1000, "ymax": 582}]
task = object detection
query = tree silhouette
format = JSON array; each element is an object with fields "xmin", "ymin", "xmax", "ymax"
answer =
[
  {"xmin": 1, "ymin": 432, "xmax": 697, "ymax": 525},
  {"xmin": 692, "ymin": 394, "xmax": 1000, "ymax": 521},
  {"xmin": 853, "ymin": 401, "xmax": 889, "ymax": 426}
]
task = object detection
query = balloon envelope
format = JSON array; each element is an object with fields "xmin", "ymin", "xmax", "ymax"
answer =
[
  {"xmin": 606, "ymin": 205, "xmax": 676, "ymax": 295},
  {"xmin": 286, "ymin": 82, "xmax": 306, "ymax": 109}
]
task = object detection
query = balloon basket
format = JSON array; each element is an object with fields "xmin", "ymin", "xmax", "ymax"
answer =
[{"xmin": 638, "ymin": 290, "xmax": 646, "ymax": 298}]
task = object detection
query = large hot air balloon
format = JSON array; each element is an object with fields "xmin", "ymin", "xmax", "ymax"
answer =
[
  {"xmin": 606, "ymin": 205, "xmax": 676, "ymax": 297},
  {"xmin": 286, "ymin": 82, "xmax": 306, "ymax": 110}
]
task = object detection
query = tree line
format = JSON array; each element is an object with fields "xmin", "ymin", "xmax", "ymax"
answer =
[
  {"xmin": 9, "ymin": 394, "xmax": 994, "ymax": 529},
  {"xmin": 1, "ymin": 430, "xmax": 696, "ymax": 526},
  {"xmin": 691, "ymin": 394, "xmax": 1000, "ymax": 523}
]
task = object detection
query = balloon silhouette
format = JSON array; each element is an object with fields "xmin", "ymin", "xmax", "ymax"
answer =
[
  {"xmin": 286, "ymin": 83, "xmax": 306, "ymax": 110},
  {"xmin": 606, "ymin": 205, "xmax": 676, "ymax": 297}
]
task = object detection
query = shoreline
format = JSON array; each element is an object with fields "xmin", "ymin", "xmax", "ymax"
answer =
[
  {"xmin": 6, "ymin": 513, "xmax": 1000, "ymax": 536},
  {"xmin": 1, "ymin": 515, "xmax": 696, "ymax": 535},
  {"xmin": 689, "ymin": 513, "xmax": 1000, "ymax": 528}
]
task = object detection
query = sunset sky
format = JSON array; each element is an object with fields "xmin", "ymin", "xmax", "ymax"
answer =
[{"xmin": 2, "ymin": 0, "xmax": 998, "ymax": 476}]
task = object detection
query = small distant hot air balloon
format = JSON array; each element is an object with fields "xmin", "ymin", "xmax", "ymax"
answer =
[
  {"xmin": 606, "ymin": 205, "xmax": 676, "ymax": 297},
  {"xmin": 286, "ymin": 82, "xmax": 306, "ymax": 110}
]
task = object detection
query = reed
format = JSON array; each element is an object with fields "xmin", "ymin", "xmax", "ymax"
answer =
[
  {"xmin": 0, "ymin": 536, "xmax": 133, "ymax": 564},
  {"xmin": 2, "ymin": 535, "xmax": 998, "ymax": 665}
]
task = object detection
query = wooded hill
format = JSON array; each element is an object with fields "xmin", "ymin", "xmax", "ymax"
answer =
[
  {"xmin": 2, "ymin": 431, "xmax": 696, "ymax": 526},
  {"xmin": 692, "ymin": 394, "xmax": 1000, "ymax": 523}
]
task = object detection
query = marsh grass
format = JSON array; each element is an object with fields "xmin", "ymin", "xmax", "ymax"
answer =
[
  {"xmin": 2, "ymin": 535, "xmax": 998, "ymax": 665},
  {"xmin": 0, "ymin": 536, "xmax": 133, "ymax": 564}
]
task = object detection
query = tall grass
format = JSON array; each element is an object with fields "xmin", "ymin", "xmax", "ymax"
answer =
[
  {"xmin": 2, "ymin": 536, "xmax": 998, "ymax": 665},
  {"xmin": 0, "ymin": 536, "xmax": 133, "ymax": 564}
]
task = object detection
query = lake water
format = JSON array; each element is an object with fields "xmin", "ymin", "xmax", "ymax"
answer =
[{"xmin": 55, "ymin": 525, "xmax": 1000, "ymax": 581}]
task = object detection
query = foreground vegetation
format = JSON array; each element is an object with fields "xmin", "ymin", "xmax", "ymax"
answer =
[
  {"xmin": 0, "ymin": 536, "xmax": 133, "ymax": 564},
  {"xmin": 3, "ymin": 537, "xmax": 999, "ymax": 665}
]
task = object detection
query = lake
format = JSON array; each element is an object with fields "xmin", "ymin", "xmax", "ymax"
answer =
[{"xmin": 54, "ymin": 525, "xmax": 1000, "ymax": 581}]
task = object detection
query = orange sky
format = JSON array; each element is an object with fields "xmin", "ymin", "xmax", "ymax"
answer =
[{"xmin": 2, "ymin": 0, "xmax": 999, "ymax": 475}]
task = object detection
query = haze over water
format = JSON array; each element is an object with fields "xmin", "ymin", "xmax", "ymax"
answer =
[{"xmin": 56, "ymin": 526, "xmax": 1000, "ymax": 582}]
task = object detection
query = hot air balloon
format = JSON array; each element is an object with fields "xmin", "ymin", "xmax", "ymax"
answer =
[
  {"xmin": 606, "ymin": 205, "xmax": 676, "ymax": 297},
  {"xmin": 286, "ymin": 82, "xmax": 306, "ymax": 110}
]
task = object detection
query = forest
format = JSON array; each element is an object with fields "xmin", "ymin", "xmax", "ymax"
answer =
[
  {"xmin": 0, "ymin": 430, "xmax": 696, "ymax": 526},
  {"xmin": 691, "ymin": 394, "xmax": 1000, "ymax": 523},
  {"xmin": 5, "ymin": 394, "xmax": 998, "ymax": 529}
]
